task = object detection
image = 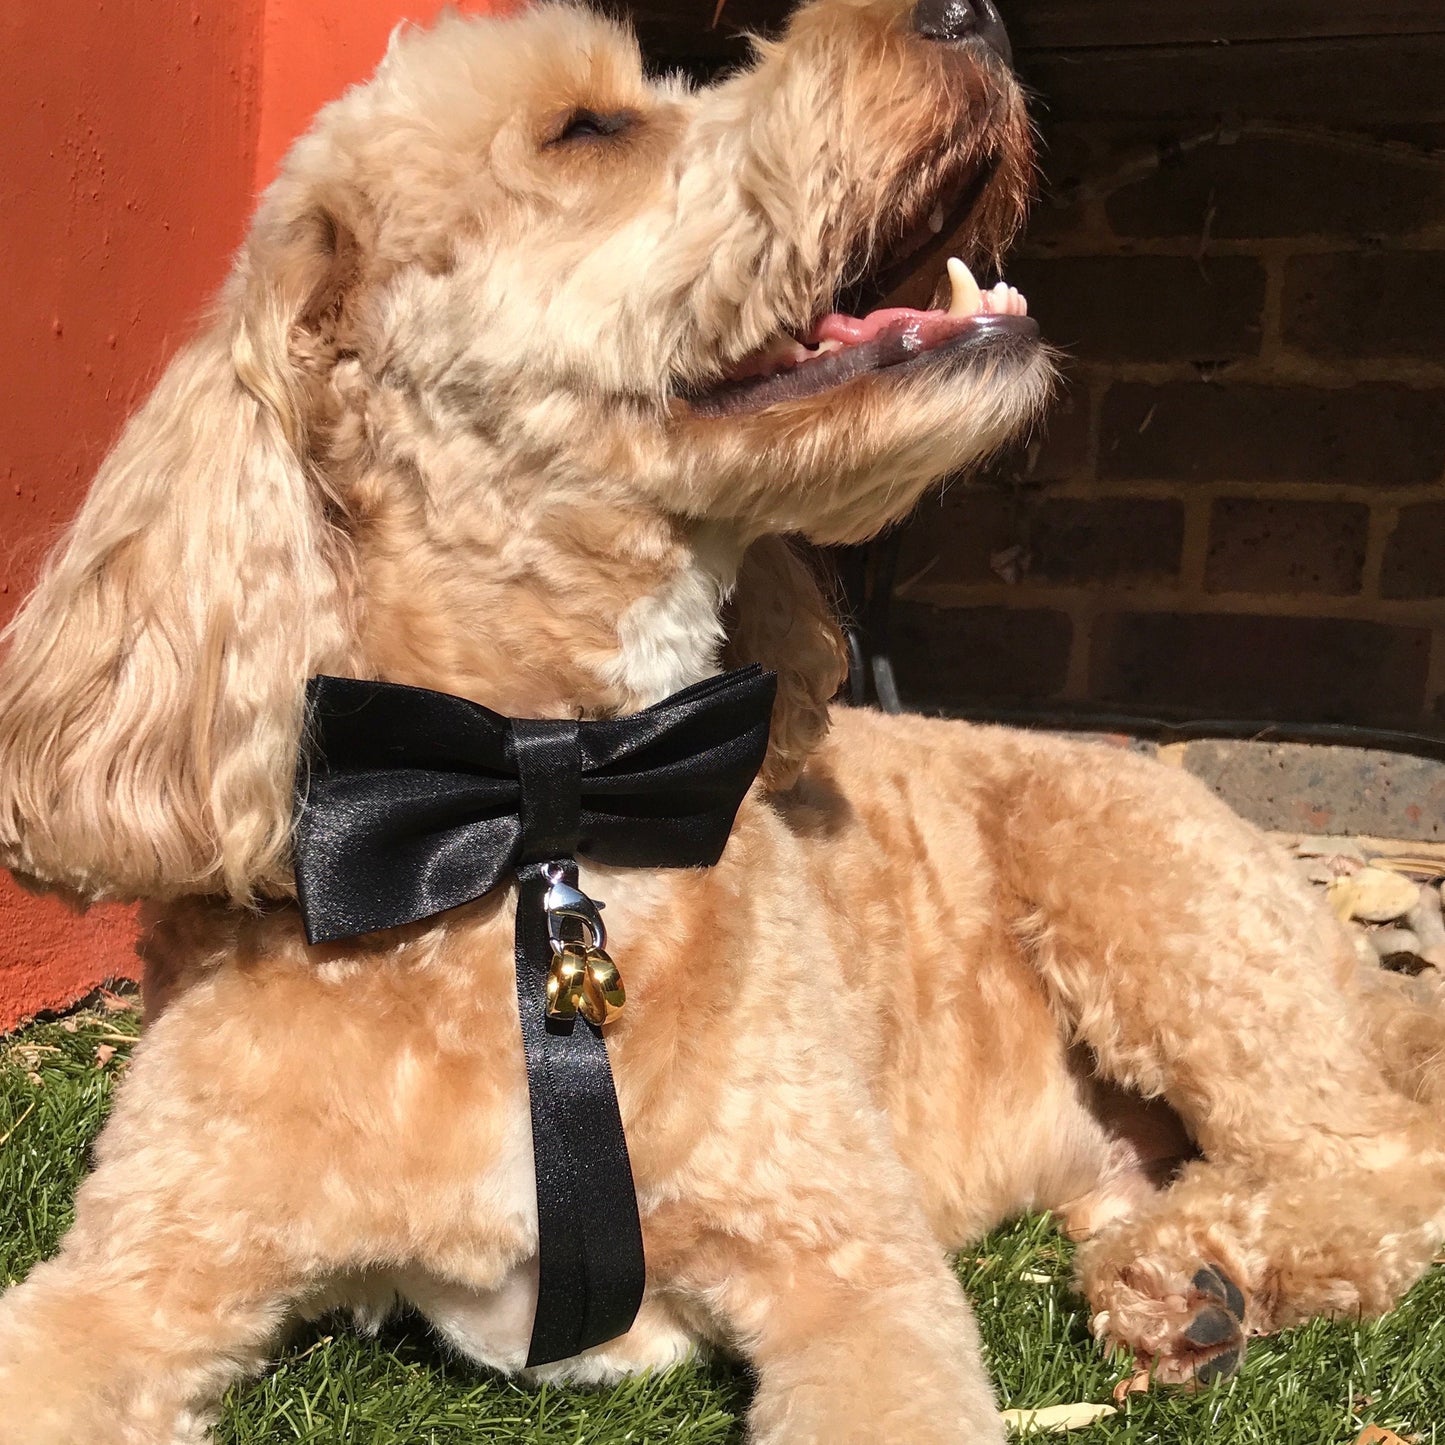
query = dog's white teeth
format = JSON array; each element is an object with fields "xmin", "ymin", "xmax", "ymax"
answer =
[
  {"xmin": 813, "ymin": 338, "xmax": 845, "ymax": 355},
  {"xmin": 946, "ymin": 257, "xmax": 983, "ymax": 317},
  {"xmin": 979, "ymin": 281, "xmax": 1028, "ymax": 317},
  {"xmin": 928, "ymin": 202, "xmax": 946, "ymax": 235}
]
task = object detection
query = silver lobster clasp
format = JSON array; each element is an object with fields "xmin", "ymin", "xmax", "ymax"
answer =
[{"xmin": 542, "ymin": 867, "xmax": 607, "ymax": 953}]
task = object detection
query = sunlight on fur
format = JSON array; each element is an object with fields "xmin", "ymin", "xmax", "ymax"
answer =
[{"xmin": 2, "ymin": 3, "xmax": 1444, "ymax": 1443}]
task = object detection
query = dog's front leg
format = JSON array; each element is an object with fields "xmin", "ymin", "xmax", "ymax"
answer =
[
  {"xmin": 0, "ymin": 956, "xmax": 527, "ymax": 1445},
  {"xmin": 738, "ymin": 1239, "xmax": 1001, "ymax": 1445},
  {"xmin": 651, "ymin": 1096, "xmax": 1004, "ymax": 1444},
  {"xmin": 0, "ymin": 1238, "xmax": 291, "ymax": 1445},
  {"xmin": 0, "ymin": 1058, "xmax": 314, "ymax": 1445}
]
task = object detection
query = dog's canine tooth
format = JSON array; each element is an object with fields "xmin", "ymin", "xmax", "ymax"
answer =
[{"xmin": 946, "ymin": 256, "xmax": 982, "ymax": 317}]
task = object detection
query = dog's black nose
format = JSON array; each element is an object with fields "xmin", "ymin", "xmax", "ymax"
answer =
[{"xmin": 911, "ymin": 0, "xmax": 1013, "ymax": 67}]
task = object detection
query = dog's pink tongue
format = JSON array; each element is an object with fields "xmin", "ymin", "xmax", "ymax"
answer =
[
  {"xmin": 810, "ymin": 308, "xmax": 937, "ymax": 345},
  {"xmin": 810, "ymin": 281, "xmax": 1029, "ymax": 347}
]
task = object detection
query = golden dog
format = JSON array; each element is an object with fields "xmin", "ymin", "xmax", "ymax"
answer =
[{"xmin": 2, "ymin": 2, "xmax": 1444, "ymax": 1440}]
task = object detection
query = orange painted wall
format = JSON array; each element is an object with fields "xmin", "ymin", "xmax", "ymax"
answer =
[
  {"xmin": 0, "ymin": 0, "xmax": 264, "ymax": 1030},
  {"xmin": 0, "ymin": 0, "xmax": 513, "ymax": 1031}
]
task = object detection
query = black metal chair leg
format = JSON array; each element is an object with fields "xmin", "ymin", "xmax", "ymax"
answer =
[{"xmin": 832, "ymin": 532, "xmax": 905, "ymax": 714}]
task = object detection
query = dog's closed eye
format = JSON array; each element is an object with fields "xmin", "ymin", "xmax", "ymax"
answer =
[{"xmin": 547, "ymin": 107, "xmax": 638, "ymax": 147}]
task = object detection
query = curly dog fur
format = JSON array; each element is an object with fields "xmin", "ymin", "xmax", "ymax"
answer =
[{"xmin": 3, "ymin": 3, "xmax": 1445, "ymax": 1441}]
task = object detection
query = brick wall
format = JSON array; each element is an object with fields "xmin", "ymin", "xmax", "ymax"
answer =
[{"xmin": 892, "ymin": 117, "xmax": 1445, "ymax": 733}]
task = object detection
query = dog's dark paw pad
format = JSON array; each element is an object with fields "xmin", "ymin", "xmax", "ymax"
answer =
[
  {"xmin": 1149, "ymin": 1265, "xmax": 1249, "ymax": 1389},
  {"xmin": 1191, "ymin": 1265, "xmax": 1246, "ymax": 1322},
  {"xmin": 1193, "ymin": 1346, "xmax": 1242, "ymax": 1387},
  {"xmin": 1182, "ymin": 1304, "xmax": 1238, "ymax": 1349}
]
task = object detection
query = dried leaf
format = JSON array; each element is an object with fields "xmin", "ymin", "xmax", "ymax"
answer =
[
  {"xmin": 292, "ymin": 1334, "xmax": 335, "ymax": 1362},
  {"xmin": 59, "ymin": 1018, "xmax": 79, "ymax": 1034},
  {"xmin": 1328, "ymin": 869, "xmax": 1420, "ymax": 924},
  {"xmin": 9, "ymin": 1043, "xmax": 59, "ymax": 1071},
  {"xmin": 1354, "ymin": 1427, "xmax": 1408, "ymax": 1445},
  {"xmin": 94, "ymin": 1044, "xmax": 117, "ymax": 1069},
  {"xmin": 1112, "ymin": 1368, "xmax": 1151, "ymax": 1404},
  {"xmin": 1001, "ymin": 1402, "xmax": 1118, "ymax": 1434},
  {"xmin": 99, "ymin": 990, "xmax": 141, "ymax": 1014}
]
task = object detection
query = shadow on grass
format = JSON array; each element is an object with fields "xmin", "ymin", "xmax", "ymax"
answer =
[{"xmin": 225, "ymin": 1310, "xmax": 752, "ymax": 1444}]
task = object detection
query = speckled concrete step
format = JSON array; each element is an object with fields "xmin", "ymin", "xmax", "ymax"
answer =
[{"xmin": 1158, "ymin": 739, "xmax": 1445, "ymax": 846}]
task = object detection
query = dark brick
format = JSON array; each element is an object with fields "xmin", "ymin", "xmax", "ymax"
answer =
[
  {"xmin": 1010, "ymin": 7, "xmax": 1445, "ymax": 47},
  {"xmin": 1284, "ymin": 252, "xmax": 1445, "ymax": 361},
  {"xmin": 1022, "ymin": 197, "xmax": 1086, "ymax": 248},
  {"xmin": 1035, "ymin": 123, "xmax": 1095, "ymax": 186},
  {"xmin": 897, "ymin": 487, "xmax": 1020, "ymax": 587},
  {"xmin": 1204, "ymin": 498, "xmax": 1368, "ymax": 596},
  {"xmin": 1008, "ymin": 256, "xmax": 1265, "ymax": 363},
  {"xmin": 1022, "ymin": 124, "xmax": 1098, "ymax": 246},
  {"xmin": 1032, "ymin": 497, "xmax": 1184, "ymax": 585},
  {"xmin": 1090, "ymin": 612, "xmax": 1433, "ymax": 725},
  {"xmin": 1027, "ymin": 373, "xmax": 1092, "ymax": 483},
  {"xmin": 898, "ymin": 492, "xmax": 1183, "ymax": 589},
  {"xmin": 1100, "ymin": 383, "xmax": 1445, "ymax": 489},
  {"xmin": 1022, "ymin": 35, "xmax": 1445, "ymax": 127},
  {"xmin": 892, "ymin": 603, "xmax": 1072, "ymax": 707},
  {"xmin": 1106, "ymin": 135, "xmax": 1445, "ymax": 241},
  {"xmin": 981, "ymin": 370, "xmax": 1092, "ymax": 487},
  {"xmin": 1381, "ymin": 502, "xmax": 1445, "ymax": 599},
  {"xmin": 1179, "ymin": 740, "xmax": 1445, "ymax": 842}
]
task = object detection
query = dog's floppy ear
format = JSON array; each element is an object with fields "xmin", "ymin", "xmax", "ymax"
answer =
[
  {"xmin": 722, "ymin": 537, "xmax": 848, "ymax": 790},
  {"xmin": 0, "ymin": 201, "xmax": 362, "ymax": 905}
]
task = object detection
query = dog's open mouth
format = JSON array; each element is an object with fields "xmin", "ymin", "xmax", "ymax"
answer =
[{"xmin": 687, "ymin": 256, "xmax": 1037, "ymax": 419}]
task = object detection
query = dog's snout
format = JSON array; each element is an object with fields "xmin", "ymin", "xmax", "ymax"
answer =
[{"xmin": 911, "ymin": 0, "xmax": 1013, "ymax": 67}]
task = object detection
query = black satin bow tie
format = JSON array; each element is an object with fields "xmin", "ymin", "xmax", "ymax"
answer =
[{"xmin": 292, "ymin": 665, "xmax": 776, "ymax": 1366}]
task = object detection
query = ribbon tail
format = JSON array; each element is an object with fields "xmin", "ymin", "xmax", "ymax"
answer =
[{"xmin": 514, "ymin": 860, "xmax": 647, "ymax": 1367}]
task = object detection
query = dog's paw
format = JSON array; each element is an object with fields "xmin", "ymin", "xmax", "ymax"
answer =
[
  {"xmin": 1164, "ymin": 1266, "xmax": 1248, "ymax": 1386},
  {"xmin": 1093, "ymin": 1262, "xmax": 1249, "ymax": 1390}
]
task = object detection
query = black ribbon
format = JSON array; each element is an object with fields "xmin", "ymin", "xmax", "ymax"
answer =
[{"xmin": 292, "ymin": 665, "xmax": 776, "ymax": 1365}]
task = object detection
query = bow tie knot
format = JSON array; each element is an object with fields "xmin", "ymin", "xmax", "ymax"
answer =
[{"xmin": 512, "ymin": 718, "xmax": 583, "ymax": 865}]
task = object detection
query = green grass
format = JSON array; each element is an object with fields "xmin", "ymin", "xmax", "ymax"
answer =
[{"xmin": 5, "ymin": 1004, "xmax": 1444, "ymax": 1444}]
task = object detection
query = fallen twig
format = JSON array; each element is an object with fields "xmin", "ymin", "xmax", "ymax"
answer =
[{"xmin": 0, "ymin": 1100, "xmax": 38, "ymax": 1150}]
